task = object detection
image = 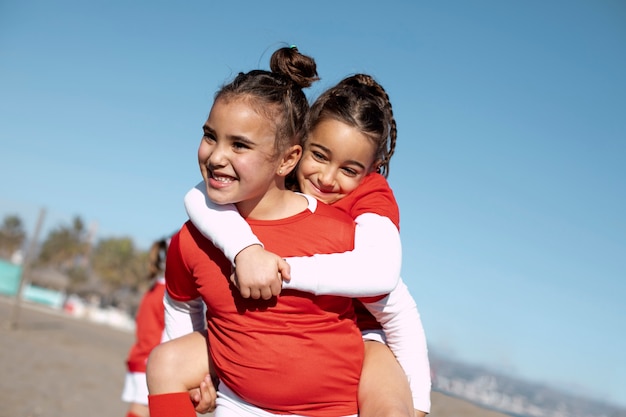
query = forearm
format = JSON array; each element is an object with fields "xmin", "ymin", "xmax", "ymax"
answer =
[
  {"xmin": 283, "ymin": 213, "xmax": 401, "ymax": 296},
  {"xmin": 184, "ymin": 181, "xmax": 262, "ymax": 264},
  {"xmin": 362, "ymin": 279, "xmax": 432, "ymax": 413}
]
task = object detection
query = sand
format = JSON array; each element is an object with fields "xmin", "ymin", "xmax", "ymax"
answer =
[{"xmin": 0, "ymin": 296, "xmax": 510, "ymax": 417}]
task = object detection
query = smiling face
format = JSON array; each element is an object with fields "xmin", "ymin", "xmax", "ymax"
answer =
[
  {"xmin": 296, "ymin": 118, "xmax": 378, "ymax": 205},
  {"xmin": 198, "ymin": 97, "xmax": 284, "ymax": 217}
]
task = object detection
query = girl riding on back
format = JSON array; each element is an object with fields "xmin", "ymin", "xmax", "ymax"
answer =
[
  {"xmin": 185, "ymin": 69, "xmax": 431, "ymax": 416},
  {"xmin": 148, "ymin": 46, "xmax": 372, "ymax": 417}
]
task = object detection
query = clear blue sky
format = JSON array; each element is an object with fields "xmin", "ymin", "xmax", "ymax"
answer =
[{"xmin": 1, "ymin": 0, "xmax": 625, "ymax": 408}]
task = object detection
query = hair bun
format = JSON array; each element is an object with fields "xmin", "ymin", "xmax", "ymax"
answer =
[{"xmin": 269, "ymin": 46, "xmax": 319, "ymax": 89}]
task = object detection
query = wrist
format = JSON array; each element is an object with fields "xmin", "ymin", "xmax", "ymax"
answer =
[{"xmin": 234, "ymin": 244, "xmax": 264, "ymax": 265}]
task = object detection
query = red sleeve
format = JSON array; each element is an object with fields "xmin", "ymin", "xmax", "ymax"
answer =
[
  {"xmin": 333, "ymin": 173, "xmax": 400, "ymax": 230},
  {"xmin": 126, "ymin": 281, "xmax": 165, "ymax": 372},
  {"xmin": 165, "ymin": 227, "xmax": 202, "ymax": 302}
]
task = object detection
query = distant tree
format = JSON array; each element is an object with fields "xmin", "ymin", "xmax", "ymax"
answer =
[
  {"xmin": 66, "ymin": 265, "xmax": 90, "ymax": 293},
  {"xmin": 37, "ymin": 216, "xmax": 89, "ymax": 269},
  {"xmin": 15, "ymin": 213, "xmax": 151, "ymax": 308},
  {"xmin": 0, "ymin": 214, "xmax": 26, "ymax": 260},
  {"xmin": 91, "ymin": 237, "xmax": 149, "ymax": 295}
]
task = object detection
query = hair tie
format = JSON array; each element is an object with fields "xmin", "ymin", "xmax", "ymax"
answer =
[{"xmin": 290, "ymin": 44, "xmax": 297, "ymax": 49}]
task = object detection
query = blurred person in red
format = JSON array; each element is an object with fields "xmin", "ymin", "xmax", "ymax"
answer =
[{"xmin": 121, "ymin": 237, "xmax": 169, "ymax": 417}]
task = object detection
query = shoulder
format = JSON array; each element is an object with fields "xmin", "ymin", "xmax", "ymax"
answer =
[
  {"xmin": 170, "ymin": 221, "xmax": 223, "ymax": 263},
  {"xmin": 147, "ymin": 278, "xmax": 166, "ymax": 294},
  {"xmin": 337, "ymin": 173, "xmax": 395, "ymax": 207},
  {"xmin": 358, "ymin": 173, "xmax": 393, "ymax": 193},
  {"xmin": 333, "ymin": 173, "xmax": 400, "ymax": 228},
  {"xmin": 143, "ymin": 280, "xmax": 166, "ymax": 307},
  {"xmin": 173, "ymin": 221, "xmax": 211, "ymax": 249}
]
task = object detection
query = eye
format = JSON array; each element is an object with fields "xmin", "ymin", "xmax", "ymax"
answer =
[
  {"xmin": 311, "ymin": 150, "xmax": 327, "ymax": 161},
  {"xmin": 232, "ymin": 140, "xmax": 250, "ymax": 150},
  {"xmin": 341, "ymin": 167, "xmax": 358, "ymax": 177},
  {"xmin": 202, "ymin": 131, "xmax": 216, "ymax": 143}
]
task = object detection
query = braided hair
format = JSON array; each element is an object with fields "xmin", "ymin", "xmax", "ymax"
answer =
[{"xmin": 306, "ymin": 74, "xmax": 397, "ymax": 177}]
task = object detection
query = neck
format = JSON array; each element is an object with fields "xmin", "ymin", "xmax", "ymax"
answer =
[{"xmin": 237, "ymin": 189, "xmax": 308, "ymax": 220}]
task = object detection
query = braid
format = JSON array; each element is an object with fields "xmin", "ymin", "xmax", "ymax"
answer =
[
  {"xmin": 371, "ymin": 79, "xmax": 397, "ymax": 177},
  {"xmin": 308, "ymin": 73, "xmax": 397, "ymax": 178}
]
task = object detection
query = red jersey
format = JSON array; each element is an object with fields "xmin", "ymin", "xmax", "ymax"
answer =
[
  {"xmin": 126, "ymin": 278, "xmax": 166, "ymax": 373},
  {"xmin": 334, "ymin": 173, "xmax": 401, "ymax": 332},
  {"xmin": 166, "ymin": 202, "xmax": 363, "ymax": 417},
  {"xmin": 333, "ymin": 172, "xmax": 399, "ymax": 229}
]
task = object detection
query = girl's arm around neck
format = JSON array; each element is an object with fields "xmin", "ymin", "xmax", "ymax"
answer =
[
  {"xmin": 185, "ymin": 182, "xmax": 401, "ymax": 297},
  {"xmin": 184, "ymin": 182, "xmax": 263, "ymax": 264},
  {"xmin": 283, "ymin": 212, "xmax": 401, "ymax": 296}
]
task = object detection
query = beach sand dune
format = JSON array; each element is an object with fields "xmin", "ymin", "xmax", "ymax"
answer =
[{"xmin": 0, "ymin": 297, "xmax": 509, "ymax": 417}]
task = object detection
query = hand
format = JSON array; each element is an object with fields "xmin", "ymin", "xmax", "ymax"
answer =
[
  {"xmin": 414, "ymin": 409, "xmax": 427, "ymax": 417},
  {"xmin": 189, "ymin": 374, "xmax": 218, "ymax": 414},
  {"xmin": 232, "ymin": 245, "xmax": 291, "ymax": 299}
]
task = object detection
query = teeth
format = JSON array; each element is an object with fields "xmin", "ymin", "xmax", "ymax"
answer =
[{"xmin": 212, "ymin": 174, "xmax": 234, "ymax": 183}]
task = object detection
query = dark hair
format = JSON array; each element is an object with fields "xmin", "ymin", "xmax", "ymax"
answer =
[
  {"xmin": 147, "ymin": 238, "xmax": 168, "ymax": 279},
  {"xmin": 215, "ymin": 46, "xmax": 319, "ymax": 156},
  {"xmin": 306, "ymin": 74, "xmax": 397, "ymax": 177}
]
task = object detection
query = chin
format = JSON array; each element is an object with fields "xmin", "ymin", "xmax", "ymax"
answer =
[
  {"xmin": 304, "ymin": 191, "xmax": 333, "ymax": 205},
  {"xmin": 206, "ymin": 191, "xmax": 233, "ymax": 206}
]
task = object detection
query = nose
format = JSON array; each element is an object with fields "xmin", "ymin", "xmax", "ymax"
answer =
[
  {"xmin": 318, "ymin": 166, "xmax": 337, "ymax": 189},
  {"xmin": 208, "ymin": 141, "xmax": 229, "ymax": 167}
]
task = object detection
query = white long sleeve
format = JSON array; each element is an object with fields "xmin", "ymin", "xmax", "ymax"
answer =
[
  {"xmin": 362, "ymin": 279, "xmax": 432, "ymax": 413},
  {"xmin": 282, "ymin": 212, "xmax": 401, "ymax": 296},
  {"xmin": 163, "ymin": 292, "xmax": 206, "ymax": 342},
  {"xmin": 184, "ymin": 183, "xmax": 401, "ymax": 297},
  {"xmin": 184, "ymin": 181, "xmax": 262, "ymax": 264}
]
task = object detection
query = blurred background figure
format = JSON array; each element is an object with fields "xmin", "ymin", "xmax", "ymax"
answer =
[{"xmin": 121, "ymin": 237, "xmax": 169, "ymax": 417}]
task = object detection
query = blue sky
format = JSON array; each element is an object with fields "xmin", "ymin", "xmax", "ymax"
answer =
[{"xmin": 1, "ymin": 0, "xmax": 625, "ymax": 408}]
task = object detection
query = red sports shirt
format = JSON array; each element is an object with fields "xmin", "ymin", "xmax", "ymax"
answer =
[{"xmin": 166, "ymin": 201, "xmax": 363, "ymax": 417}]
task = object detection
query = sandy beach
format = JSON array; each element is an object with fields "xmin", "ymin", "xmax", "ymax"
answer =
[{"xmin": 0, "ymin": 296, "xmax": 510, "ymax": 417}]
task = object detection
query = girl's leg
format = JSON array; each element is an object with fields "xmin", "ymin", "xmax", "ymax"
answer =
[
  {"xmin": 147, "ymin": 331, "xmax": 211, "ymax": 394},
  {"xmin": 146, "ymin": 331, "xmax": 215, "ymax": 417},
  {"xmin": 358, "ymin": 341, "xmax": 419, "ymax": 417}
]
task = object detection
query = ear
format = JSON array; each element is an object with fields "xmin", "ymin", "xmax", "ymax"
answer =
[
  {"xmin": 277, "ymin": 145, "xmax": 302, "ymax": 177},
  {"xmin": 371, "ymin": 159, "xmax": 383, "ymax": 174}
]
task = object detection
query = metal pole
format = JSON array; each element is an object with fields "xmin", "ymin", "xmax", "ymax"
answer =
[{"xmin": 9, "ymin": 207, "xmax": 46, "ymax": 329}]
